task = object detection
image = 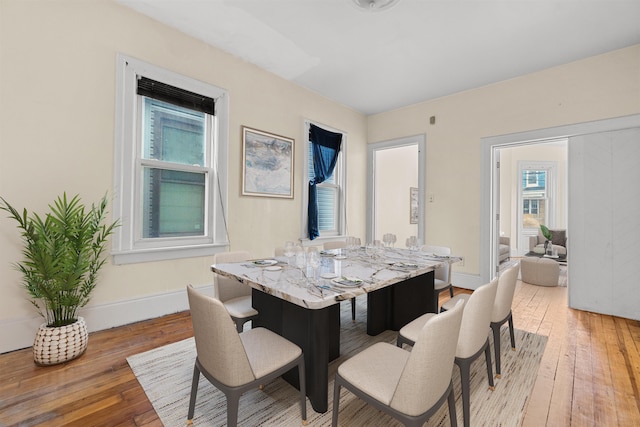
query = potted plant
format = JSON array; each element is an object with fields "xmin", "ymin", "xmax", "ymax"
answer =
[
  {"xmin": 0, "ymin": 193, "xmax": 118, "ymax": 365},
  {"xmin": 540, "ymin": 224, "xmax": 554, "ymax": 255}
]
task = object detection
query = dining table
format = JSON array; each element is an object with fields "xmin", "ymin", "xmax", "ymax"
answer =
[{"xmin": 210, "ymin": 246, "xmax": 461, "ymax": 413}]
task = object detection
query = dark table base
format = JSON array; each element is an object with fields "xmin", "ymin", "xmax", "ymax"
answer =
[{"xmin": 251, "ymin": 270, "xmax": 435, "ymax": 413}]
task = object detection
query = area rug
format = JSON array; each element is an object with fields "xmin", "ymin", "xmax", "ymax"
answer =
[{"xmin": 128, "ymin": 301, "xmax": 547, "ymax": 426}]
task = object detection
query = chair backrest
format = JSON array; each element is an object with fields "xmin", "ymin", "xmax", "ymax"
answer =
[
  {"xmin": 492, "ymin": 263, "xmax": 520, "ymax": 322},
  {"xmin": 456, "ymin": 278, "xmax": 498, "ymax": 358},
  {"xmin": 186, "ymin": 285, "xmax": 255, "ymax": 387},
  {"xmin": 213, "ymin": 251, "xmax": 252, "ymax": 302},
  {"xmin": 391, "ymin": 299, "xmax": 465, "ymax": 415},
  {"xmin": 323, "ymin": 241, "xmax": 346, "ymax": 250},
  {"xmin": 422, "ymin": 245, "xmax": 451, "ymax": 283}
]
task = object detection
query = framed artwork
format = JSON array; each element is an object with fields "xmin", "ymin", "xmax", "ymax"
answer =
[
  {"xmin": 409, "ymin": 187, "xmax": 419, "ymax": 224},
  {"xmin": 242, "ymin": 126, "xmax": 294, "ymax": 198}
]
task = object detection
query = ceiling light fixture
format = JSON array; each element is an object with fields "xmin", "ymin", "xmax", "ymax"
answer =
[{"xmin": 352, "ymin": 0, "xmax": 400, "ymax": 12}]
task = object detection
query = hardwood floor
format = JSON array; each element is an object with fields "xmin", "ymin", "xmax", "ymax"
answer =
[{"xmin": 1, "ymin": 279, "xmax": 639, "ymax": 426}]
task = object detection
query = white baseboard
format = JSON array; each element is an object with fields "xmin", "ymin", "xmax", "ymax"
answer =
[
  {"xmin": 0, "ymin": 284, "xmax": 213, "ymax": 355},
  {"xmin": 0, "ymin": 275, "xmax": 482, "ymax": 355},
  {"xmin": 452, "ymin": 272, "xmax": 483, "ymax": 290}
]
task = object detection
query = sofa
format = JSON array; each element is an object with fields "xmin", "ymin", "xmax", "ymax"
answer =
[
  {"xmin": 499, "ymin": 236, "xmax": 510, "ymax": 263},
  {"xmin": 529, "ymin": 228, "xmax": 567, "ymax": 256}
]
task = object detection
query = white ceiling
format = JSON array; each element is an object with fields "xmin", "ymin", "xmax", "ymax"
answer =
[{"xmin": 117, "ymin": 0, "xmax": 640, "ymax": 115}]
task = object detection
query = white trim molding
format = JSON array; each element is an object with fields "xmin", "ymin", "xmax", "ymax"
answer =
[{"xmin": 0, "ymin": 284, "xmax": 212, "ymax": 354}]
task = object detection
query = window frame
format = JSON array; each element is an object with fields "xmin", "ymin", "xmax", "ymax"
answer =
[
  {"xmin": 301, "ymin": 120, "xmax": 346, "ymax": 244},
  {"xmin": 113, "ymin": 54, "xmax": 229, "ymax": 264},
  {"xmin": 518, "ymin": 160, "xmax": 557, "ymax": 232}
]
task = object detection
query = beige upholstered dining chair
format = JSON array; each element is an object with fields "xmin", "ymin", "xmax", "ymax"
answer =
[
  {"xmin": 213, "ymin": 251, "xmax": 258, "ymax": 332},
  {"xmin": 332, "ymin": 299, "xmax": 465, "ymax": 427},
  {"xmin": 398, "ymin": 278, "xmax": 498, "ymax": 427},
  {"xmin": 490, "ymin": 263, "xmax": 519, "ymax": 377},
  {"xmin": 186, "ymin": 285, "xmax": 307, "ymax": 427},
  {"xmin": 422, "ymin": 245, "xmax": 453, "ymax": 309},
  {"xmin": 440, "ymin": 263, "xmax": 519, "ymax": 378},
  {"xmin": 323, "ymin": 241, "xmax": 358, "ymax": 322}
]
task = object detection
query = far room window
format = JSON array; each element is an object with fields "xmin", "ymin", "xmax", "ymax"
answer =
[
  {"xmin": 521, "ymin": 166, "xmax": 551, "ymax": 228},
  {"xmin": 113, "ymin": 54, "xmax": 229, "ymax": 264}
]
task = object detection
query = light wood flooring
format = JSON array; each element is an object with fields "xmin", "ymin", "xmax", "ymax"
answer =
[{"xmin": 1, "ymin": 277, "xmax": 639, "ymax": 426}]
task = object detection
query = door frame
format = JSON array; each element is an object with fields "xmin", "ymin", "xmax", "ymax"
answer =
[
  {"xmin": 366, "ymin": 134, "xmax": 426, "ymax": 244},
  {"xmin": 480, "ymin": 114, "xmax": 640, "ymax": 284}
]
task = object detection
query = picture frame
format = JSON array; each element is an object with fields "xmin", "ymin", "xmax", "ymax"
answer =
[
  {"xmin": 242, "ymin": 126, "xmax": 294, "ymax": 198},
  {"xmin": 409, "ymin": 187, "xmax": 419, "ymax": 224}
]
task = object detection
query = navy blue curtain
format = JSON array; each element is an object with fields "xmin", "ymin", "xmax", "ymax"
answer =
[{"xmin": 308, "ymin": 124, "xmax": 342, "ymax": 240}]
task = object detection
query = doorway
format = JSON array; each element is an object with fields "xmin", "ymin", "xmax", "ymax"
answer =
[
  {"xmin": 366, "ymin": 135, "xmax": 425, "ymax": 245},
  {"xmin": 499, "ymin": 141, "xmax": 567, "ymax": 257},
  {"xmin": 480, "ymin": 114, "xmax": 640, "ymax": 287}
]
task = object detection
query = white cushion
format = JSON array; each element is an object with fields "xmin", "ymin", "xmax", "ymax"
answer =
[
  {"xmin": 241, "ymin": 327, "xmax": 302, "ymax": 379},
  {"xmin": 440, "ymin": 293, "xmax": 470, "ymax": 312},
  {"xmin": 338, "ymin": 342, "xmax": 410, "ymax": 405},
  {"xmin": 397, "ymin": 313, "xmax": 436, "ymax": 344},
  {"xmin": 224, "ymin": 296, "xmax": 258, "ymax": 319},
  {"xmin": 434, "ymin": 278, "xmax": 450, "ymax": 291}
]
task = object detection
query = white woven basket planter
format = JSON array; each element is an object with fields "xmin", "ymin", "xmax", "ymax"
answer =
[{"xmin": 33, "ymin": 317, "xmax": 88, "ymax": 365}]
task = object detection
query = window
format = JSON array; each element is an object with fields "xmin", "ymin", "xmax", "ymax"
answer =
[
  {"xmin": 303, "ymin": 121, "xmax": 346, "ymax": 239},
  {"xmin": 113, "ymin": 54, "xmax": 229, "ymax": 264},
  {"xmin": 520, "ymin": 166, "xmax": 551, "ymax": 228}
]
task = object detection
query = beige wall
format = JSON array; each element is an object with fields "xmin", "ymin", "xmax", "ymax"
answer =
[
  {"xmin": 374, "ymin": 144, "xmax": 419, "ymax": 245},
  {"xmin": 368, "ymin": 44, "xmax": 640, "ymax": 275},
  {"xmin": 0, "ymin": 1, "xmax": 366, "ymax": 326}
]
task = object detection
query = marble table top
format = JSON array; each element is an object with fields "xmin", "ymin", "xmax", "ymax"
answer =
[{"xmin": 211, "ymin": 247, "xmax": 461, "ymax": 310}]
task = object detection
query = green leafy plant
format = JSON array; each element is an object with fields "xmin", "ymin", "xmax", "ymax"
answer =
[
  {"xmin": 0, "ymin": 193, "xmax": 118, "ymax": 327},
  {"xmin": 540, "ymin": 224, "xmax": 553, "ymax": 241}
]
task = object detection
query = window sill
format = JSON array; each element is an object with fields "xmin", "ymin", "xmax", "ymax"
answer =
[
  {"xmin": 299, "ymin": 236, "xmax": 346, "ymax": 248},
  {"xmin": 112, "ymin": 243, "xmax": 228, "ymax": 265}
]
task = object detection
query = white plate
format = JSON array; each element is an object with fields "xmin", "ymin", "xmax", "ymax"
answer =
[
  {"xmin": 253, "ymin": 259, "xmax": 278, "ymax": 266},
  {"xmin": 331, "ymin": 277, "xmax": 363, "ymax": 288},
  {"xmin": 265, "ymin": 265, "xmax": 282, "ymax": 271},
  {"xmin": 334, "ymin": 255, "xmax": 347, "ymax": 260},
  {"xmin": 320, "ymin": 272, "xmax": 337, "ymax": 279}
]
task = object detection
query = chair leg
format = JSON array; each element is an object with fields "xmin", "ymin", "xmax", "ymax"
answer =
[
  {"xmin": 235, "ymin": 320, "xmax": 244, "ymax": 333},
  {"xmin": 298, "ymin": 357, "xmax": 307, "ymax": 424},
  {"xmin": 508, "ymin": 312, "xmax": 516, "ymax": 350},
  {"xmin": 447, "ymin": 382, "xmax": 458, "ymax": 427},
  {"xmin": 449, "ymin": 286, "xmax": 454, "ymax": 298},
  {"xmin": 458, "ymin": 360, "xmax": 471, "ymax": 427},
  {"xmin": 187, "ymin": 363, "xmax": 201, "ymax": 422},
  {"xmin": 491, "ymin": 323, "xmax": 502, "ymax": 378},
  {"xmin": 226, "ymin": 392, "xmax": 241, "ymax": 427},
  {"xmin": 484, "ymin": 340, "xmax": 495, "ymax": 390},
  {"xmin": 332, "ymin": 376, "xmax": 342, "ymax": 427},
  {"xmin": 351, "ymin": 297, "xmax": 356, "ymax": 322}
]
